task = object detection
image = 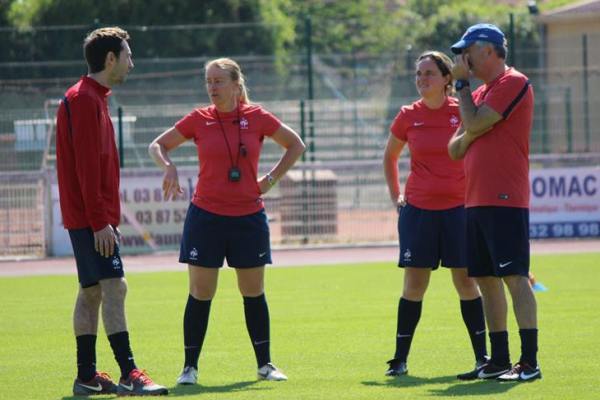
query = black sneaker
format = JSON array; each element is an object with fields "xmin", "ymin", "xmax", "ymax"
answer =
[
  {"xmin": 497, "ymin": 361, "xmax": 541, "ymax": 382},
  {"xmin": 72, "ymin": 371, "xmax": 118, "ymax": 396},
  {"xmin": 457, "ymin": 356, "xmax": 490, "ymax": 380},
  {"xmin": 477, "ymin": 361, "xmax": 511, "ymax": 379},
  {"xmin": 385, "ymin": 359, "xmax": 408, "ymax": 376}
]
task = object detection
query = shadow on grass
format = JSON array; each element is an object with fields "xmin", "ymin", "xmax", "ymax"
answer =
[
  {"xmin": 168, "ymin": 380, "xmax": 269, "ymax": 396},
  {"xmin": 61, "ymin": 380, "xmax": 265, "ymax": 399},
  {"xmin": 428, "ymin": 380, "xmax": 521, "ymax": 397},
  {"xmin": 363, "ymin": 374, "xmax": 520, "ymax": 396},
  {"xmin": 362, "ymin": 374, "xmax": 457, "ymax": 388}
]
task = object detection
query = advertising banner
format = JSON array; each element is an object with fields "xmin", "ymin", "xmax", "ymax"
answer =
[
  {"xmin": 50, "ymin": 168, "xmax": 199, "ymax": 256},
  {"xmin": 49, "ymin": 166, "xmax": 600, "ymax": 255},
  {"xmin": 529, "ymin": 167, "xmax": 599, "ymax": 239}
]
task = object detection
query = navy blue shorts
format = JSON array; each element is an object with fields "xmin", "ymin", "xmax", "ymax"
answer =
[
  {"xmin": 466, "ymin": 206, "xmax": 530, "ymax": 278},
  {"xmin": 68, "ymin": 227, "xmax": 125, "ymax": 288},
  {"xmin": 179, "ymin": 204, "xmax": 272, "ymax": 268},
  {"xmin": 397, "ymin": 203, "xmax": 467, "ymax": 269}
]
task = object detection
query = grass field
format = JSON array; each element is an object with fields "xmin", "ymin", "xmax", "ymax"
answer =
[{"xmin": 1, "ymin": 253, "xmax": 599, "ymax": 400}]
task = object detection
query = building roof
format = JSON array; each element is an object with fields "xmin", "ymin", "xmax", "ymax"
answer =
[{"xmin": 538, "ymin": 0, "xmax": 600, "ymax": 22}]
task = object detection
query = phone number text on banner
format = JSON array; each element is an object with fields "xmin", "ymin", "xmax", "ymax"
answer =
[{"xmin": 529, "ymin": 167, "xmax": 599, "ymax": 239}]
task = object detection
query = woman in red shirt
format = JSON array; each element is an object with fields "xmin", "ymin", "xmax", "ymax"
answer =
[
  {"xmin": 382, "ymin": 51, "xmax": 487, "ymax": 379},
  {"xmin": 149, "ymin": 58, "xmax": 305, "ymax": 384}
]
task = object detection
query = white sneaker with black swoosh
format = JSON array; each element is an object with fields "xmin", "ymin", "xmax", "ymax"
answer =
[
  {"xmin": 497, "ymin": 361, "xmax": 541, "ymax": 382},
  {"xmin": 457, "ymin": 356, "xmax": 490, "ymax": 380},
  {"xmin": 477, "ymin": 362, "xmax": 512, "ymax": 379},
  {"xmin": 176, "ymin": 366, "xmax": 198, "ymax": 385},
  {"xmin": 257, "ymin": 363, "xmax": 288, "ymax": 381},
  {"xmin": 72, "ymin": 371, "xmax": 118, "ymax": 396}
]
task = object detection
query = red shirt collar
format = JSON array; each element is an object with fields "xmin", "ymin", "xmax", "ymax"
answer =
[
  {"xmin": 82, "ymin": 75, "xmax": 111, "ymax": 97},
  {"xmin": 485, "ymin": 67, "xmax": 512, "ymax": 89},
  {"xmin": 210, "ymin": 103, "xmax": 250, "ymax": 118}
]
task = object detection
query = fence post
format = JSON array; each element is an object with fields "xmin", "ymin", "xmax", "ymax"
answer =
[
  {"xmin": 508, "ymin": 13, "xmax": 516, "ymax": 66},
  {"xmin": 305, "ymin": 16, "xmax": 316, "ymax": 163},
  {"xmin": 118, "ymin": 106, "xmax": 124, "ymax": 168},
  {"xmin": 565, "ymin": 87, "xmax": 573, "ymax": 153},
  {"xmin": 541, "ymin": 92, "xmax": 548, "ymax": 153},
  {"xmin": 300, "ymin": 100, "xmax": 306, "ymax": 162},
  {"xmin": 582, "ymin": 34, "xmax": 590, "ymax": 152}
]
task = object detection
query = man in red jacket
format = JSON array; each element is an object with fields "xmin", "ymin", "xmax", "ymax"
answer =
[{"xmin": 56, "ymin": 26, "xmax": 167, "ymax": 396}]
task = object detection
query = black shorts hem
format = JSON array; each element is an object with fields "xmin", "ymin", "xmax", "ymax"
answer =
[
  {"xmin": 398, "ymin": 263, "xmax": 438, "ymax": 270},
  {"xmin": 230, "ymin": 261, "xmax": 272, "ymax": 269},
  {"xmin": 468, "ymin": 269, "xmax": 530, "ymax": 278},
  {"xmin": 181, "ymin": 259, "xmax": 273, "ymax": 269},
  {"xmin": 180, "ymin": 259, "xmax": 223, "ymax": 268}
]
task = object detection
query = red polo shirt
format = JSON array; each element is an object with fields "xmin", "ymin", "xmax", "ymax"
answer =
[
  {"xmin": 175, "ymin": 103, "xmax": 281, "ymax": 216},
  {"xmin": 465, "ymin": 68, "xmax": 534, "ymax": 208},
  {"xmin": 56, "ymin": 76, "xmax": 121, "ymax": 231},
  {"xmin": 391, "ymin": 97, "xmax": 465, "ymax": 210}
]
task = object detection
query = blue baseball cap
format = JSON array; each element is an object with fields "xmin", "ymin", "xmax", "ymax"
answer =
[{"xmin": 451, "ymin": 23, "xmax": 505, "ymax": 54}]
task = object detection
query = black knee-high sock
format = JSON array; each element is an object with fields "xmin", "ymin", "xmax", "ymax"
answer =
[
  {"xmin": 460, "ymin": 297, "xmax": 488, "ymax": 361},
  {"xmin": 76, "ymin": 334, "xmax": 97, "ymax": 381},
  {"xmin": 107, "ymin": 331, "xmax": 136, "ymax": 380},
  {"xmin": 243, "ymin": 294, "xmax": 271, "ymax": 368},
  {"xmin": 183, "ymin": 295, "xmax": 212, "ymax": 369},
  {"xmin": 519, "ymin": 328, "xmax": 538, "ymax": 368},
  {"xmin": 489, "ymin": 331, "xmax": 510, "ymax": 366},
  {"xmin": 393, "ymin": 298, "xmax": 422, "ymax": 362}
]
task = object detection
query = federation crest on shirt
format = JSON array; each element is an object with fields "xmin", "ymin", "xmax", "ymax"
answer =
[
  {"xmin": 449, "ymin": 115, "xmax": 460, "ymax": 127},
  {"xmin": 112, "ymin": 257, "xmax": 121, "ymax": 270},
  {"xmin": 240, "ymin": 117, "xmax": 249, "ymax": 129}
]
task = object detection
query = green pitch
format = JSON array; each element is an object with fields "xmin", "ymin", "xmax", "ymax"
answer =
[{"xmin": 1, "ymin": 253, "xmax": 599, "ymax": 399}]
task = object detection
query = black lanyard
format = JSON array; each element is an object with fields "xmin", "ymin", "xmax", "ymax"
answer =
[{"xmin": 214, "ymin": 107, "xmax": 242, "ymax": 169}]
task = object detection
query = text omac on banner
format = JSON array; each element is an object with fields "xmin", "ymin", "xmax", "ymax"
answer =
[
  {"xmin": 49, "ymin": 166, "xmax": 600, "ymax": 256},
  {"xmin": 529, "ymin": 167, "xmax": 599, "ymax": 238}
]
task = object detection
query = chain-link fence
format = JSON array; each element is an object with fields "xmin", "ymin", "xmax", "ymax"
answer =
[{"xmin": 1, "ymin": 22, "xmax": 599, "ymax": 258}]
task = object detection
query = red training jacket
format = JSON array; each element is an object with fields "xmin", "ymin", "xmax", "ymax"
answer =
[{"xmin": 56, "ymin": 76, "xmax": 121, "ymax": 231}]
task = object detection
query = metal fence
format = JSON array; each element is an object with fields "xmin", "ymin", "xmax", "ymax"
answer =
[{"xmin": 1, "ymin": 22, "xmax": 600, "ymax": 258}]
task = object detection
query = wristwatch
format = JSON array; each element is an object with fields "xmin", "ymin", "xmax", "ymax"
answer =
[
  {"xmin": 455, "ymin": 79, "xmax": 470, "ymax": 92},
  {"xmin": 266, "ymin": 173, "xmax": 276, "ymax": 186}
]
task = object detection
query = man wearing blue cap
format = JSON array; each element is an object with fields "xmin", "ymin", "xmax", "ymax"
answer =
[{"xmin": 447, "ymin": 23, "xmax": 541, "ymax": 382}]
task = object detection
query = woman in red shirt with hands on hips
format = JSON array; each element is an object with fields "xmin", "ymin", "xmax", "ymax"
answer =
[
  {"xmin": 382, "ymin": 51, "xmax": 488, "ymax": 379},
  {"xmin": 149, "ymin": 58, "xmax": 305, "ymax": 384}
]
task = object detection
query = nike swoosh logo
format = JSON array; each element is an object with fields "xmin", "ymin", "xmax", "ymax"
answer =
[
  {"xmin": 78, "ymin": 383, "xmax": 103, "ymax": 392},
  {"xmin": 259, "ymin": 252, "xmax": 267, "ymax": 257},
  {"xmin": 397, "ymin": 334, "xmax": 411, "ymax": 338},
  {"xmin": 120, "ymin": 383, "xmax": 134, "ymax": 391},
  {"xmin": 413, "ymin": 122, "xmax": 425, "ymax": 126},
  {"xmin": 478, "ymin": 368, "xmax": 509, "ymax": 379},
  {"xmin": 520, "ymin": 370, "xmax": 540, "ymax": 380},
  {"xmin": 475, "ymin": 329, "xmax": 486, "ymax": 335},
  {"xmin": 206, "ymin": 121, "xmax": 217, "ymax": 126},
  {"xmin": 499, "ymin": 261, "xmax": 513, "ymax": 268},
  {"xmin": 253, "ymin": 340, "xmax": 269, "ymax": 345}
]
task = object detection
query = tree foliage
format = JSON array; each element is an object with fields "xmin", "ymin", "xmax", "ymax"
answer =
[
  {"xmin": 0, "ymin": 0, "xmax": 572, "ymax": 72},
  {"xmin": 5, "ymin": 0, "xmax": 294, "ymax": 60},
  {"xmin": 286, "ymin": 0, "xmax": 414, "ymax": 55},
  {"xmin": 413, "ymin": 0, "xmax": 538, "ymax": 63}
]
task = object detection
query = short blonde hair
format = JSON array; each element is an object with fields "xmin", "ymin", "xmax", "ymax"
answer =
[{"xmin": 205, "ymin": 58, "xmax": 250, "ymax": 104}]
